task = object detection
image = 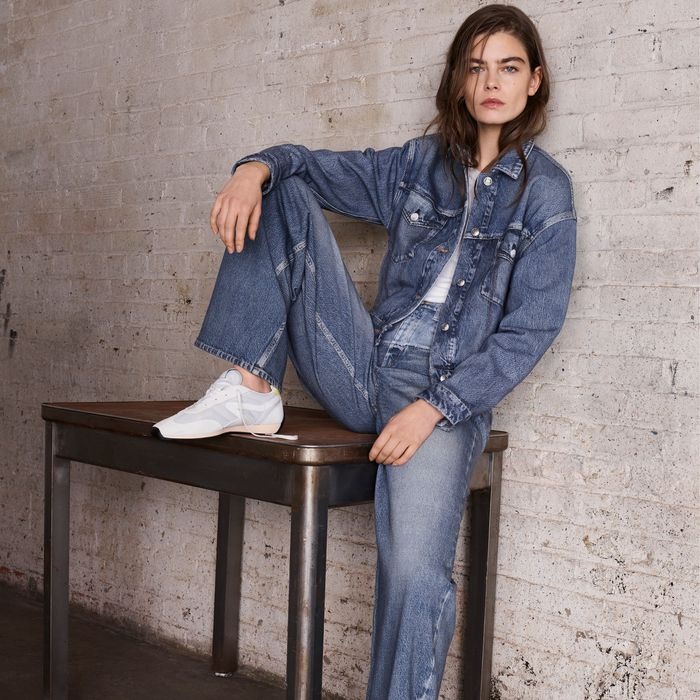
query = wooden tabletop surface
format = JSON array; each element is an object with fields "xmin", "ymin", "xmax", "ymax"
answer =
[{"xmin": 42, "ymin": 401, "xmax": 508, "ymax": 465}]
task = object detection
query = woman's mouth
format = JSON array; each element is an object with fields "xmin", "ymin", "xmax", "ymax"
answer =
[{"xmin": 481, "ymin": 99, "xmax": 504, "ymax": 108}]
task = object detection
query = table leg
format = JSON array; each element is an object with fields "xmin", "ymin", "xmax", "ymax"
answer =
[
  {"xmin": 212, "ymin": 492, "xmax": 245, "ymax": 675},
  {"xmin": 464, "ymin": 452, "xmax": 503, "ymax": 700},
  {"xmin": 43, "ymin": 422, "xmax": 70, "ymax": 700},
  {"xmin": 480, "ymin": 452, "xmax": 503, "ymax": 699},
  {"xmin": 287, "ymin": 467, "xmax": 329, "ymax": 700}
]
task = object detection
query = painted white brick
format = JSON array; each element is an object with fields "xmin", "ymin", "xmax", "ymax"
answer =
[{"xmin": 0, "ymin": 1, "xmax": 698, "ymax": 698}]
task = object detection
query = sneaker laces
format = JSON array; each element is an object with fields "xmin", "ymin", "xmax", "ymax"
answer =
[{"xmin": 187, "ymin": 376, "xmax": 235, "ymax": 410}]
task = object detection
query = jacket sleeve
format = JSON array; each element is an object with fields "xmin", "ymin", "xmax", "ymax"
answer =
[
  {"xmin": 417, "ymin": 214, "xmax": 577, "ymax": 425},
  {"xmin": 231, "ymin": 140, "xmax": 416, "ymax": 229}
]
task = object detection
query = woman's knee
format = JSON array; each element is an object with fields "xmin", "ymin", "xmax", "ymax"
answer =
[
  {"xmin": 259, "ymin": 176, "xmax": 327, "ymax": 247},
  {"xmin": 266, "ymin": 175, "xmax": 317, "ymax": 212},
  {"xmin": 379, "ymin": 539, "xmax": 454, "ymax": 590}
]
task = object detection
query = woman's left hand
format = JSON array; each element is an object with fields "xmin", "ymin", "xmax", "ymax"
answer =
[{"xmin": 369, "ymin": 399, "xmax": 444, "ymax": 466}]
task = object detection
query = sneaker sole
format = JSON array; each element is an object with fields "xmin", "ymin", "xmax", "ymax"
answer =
[{"xmin": 152, "ymin": 424, "xmax": 282, "ymax": 440}]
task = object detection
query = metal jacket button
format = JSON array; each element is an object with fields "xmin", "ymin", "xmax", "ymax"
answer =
[
  {"xmin": 439, "ymin": 374, "xmax": 447, "ymax": 382},
  {"xmin": 456, "ymin": 278, "xmax": 465, "ymax": 287},
  {"xmin": 510, "ymin": 248, "xmax": 516, "ymax": 258},
  {"xmin": 472, "ymin": 227, "xmax": 480, "ymax": 237},
  {"xmin": 441, "ymin": 323, "xmax": 450, "ymax": 331},
  {"xmin": 410, "ymin": 211, "xmax": 419, "ymax": 221},
  {"xmin": 483, "ymin": 176, "xmax": 493, "ymax": 186}
]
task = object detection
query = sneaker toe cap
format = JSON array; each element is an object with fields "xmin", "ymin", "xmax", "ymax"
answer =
[{"xmin": 153, "ymin": 415, "xmax": 222, "ymax": 439}]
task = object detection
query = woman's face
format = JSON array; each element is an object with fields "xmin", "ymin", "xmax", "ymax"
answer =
[{"xmin": 462, "ymin": 31, "xmax": 542, "ymax": 135}]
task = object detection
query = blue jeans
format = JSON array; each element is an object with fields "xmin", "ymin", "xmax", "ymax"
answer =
[{"xmin": 196, "ymin": 176, "xmax": 490, "ymax": 699}]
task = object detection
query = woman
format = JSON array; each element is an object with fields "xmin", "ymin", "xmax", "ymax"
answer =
[{"xmin": 154, "ymin": 4, "xmax": 576, "ymax": 698}]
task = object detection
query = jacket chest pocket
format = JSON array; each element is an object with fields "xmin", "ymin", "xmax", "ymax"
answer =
[
  {"xmin": 479, "ymin": 230, "xmax": 521, "ymax": 306},
  {"xmin": 390, "ymin": 190, "xmax": 450, "ymax": 263}
]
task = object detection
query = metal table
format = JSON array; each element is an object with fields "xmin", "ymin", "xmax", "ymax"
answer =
[{"xmin": 42, "ymin": 401, "xmax": 506, "ymax": 699}]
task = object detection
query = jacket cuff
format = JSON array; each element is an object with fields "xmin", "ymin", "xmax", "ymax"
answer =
[
  {"xmin": 418, "ymin": 382, "xmax": 472, "ymax": 426},
  {"xmin": 231, "ymin": 151, "xmax": 281, "ymax": 195}
]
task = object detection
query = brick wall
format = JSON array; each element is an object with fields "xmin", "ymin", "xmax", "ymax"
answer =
[{"xmin": 1, "ymin": 1, "xmax": 698, "ymax": 697}]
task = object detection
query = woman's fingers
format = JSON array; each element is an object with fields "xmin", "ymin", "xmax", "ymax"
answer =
[
  {"xmin": 214, "ymin": 199, "xmax": 252, "ymax": 254},
  {"xmin": 369, "ymin": 426, "xmax": 413, "ymax": 466},
  {"xmin": 218, "ymin": 203, "xmax": 236, "ymax": 254},
  {"xmin": 392, "ymin": 443, "xmax": 417, "ymax": 466},
  {"xmin": 368, "ymin": 430, "xmax": 390, "ymax": 462},
  {"xmin": 210, "ymin": 197, "xmax": 222, "ymax": 235},
  {"xmin": 209, "ymin": 163, "xmax": 269, "ymax": 252},
  {"xmin": 210, "ymin": 172, "xmax": 264, "ymax": 253},
  {"xmin": 372, "ymin": 436, "xmax": 405, "ymax": 465},
  {"xmin": 234, "ymin": 205, "xmax": 253, "ymax": 252},
  {"xmin": 369, "ymin": 400, "xmax": 444, "ymax": 466},
  {"xmin": 248, "ymin": 202, "xmax": 262, "ymax": 241}
]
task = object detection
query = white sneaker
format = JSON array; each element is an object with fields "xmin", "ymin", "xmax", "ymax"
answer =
[{"xmin": 153, "ymin": 369, "xmax": 285, "ymax": 439}]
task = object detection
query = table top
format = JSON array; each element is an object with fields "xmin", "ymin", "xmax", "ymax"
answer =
[{"xmin": 42, "ymin": 401, "xmax": 508, "ymax": 466}]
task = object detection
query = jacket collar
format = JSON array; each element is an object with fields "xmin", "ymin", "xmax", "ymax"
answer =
[
  {"xmin": 420, "ymin": 134, "xmax": 535, "ymax": 214},
  {"xmin": 491, "ymin": 137, "xmax": 535, "ymax": 179}
]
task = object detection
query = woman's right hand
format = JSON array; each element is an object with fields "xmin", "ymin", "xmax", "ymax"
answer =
[{"xmin": 209, "ymin": 161, "xmax": 271, "ymax": 254}]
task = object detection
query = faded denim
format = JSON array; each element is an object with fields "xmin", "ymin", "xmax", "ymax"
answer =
[
  {"xmin": 370, "ymin": 302, "xmax": 491, "ymax": 698},
  {"xmin": 196, "ymin": 175, "xmax": 378, "ymax": 432},
  {"xmin": 232, "ymin": 134, "xmax": 577, "ymax": 427},
  {"xmin": 195, "ymin": 134, "xmax": 577, "ymax": 699}
]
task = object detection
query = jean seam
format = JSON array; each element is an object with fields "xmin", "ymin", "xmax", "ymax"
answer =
[
  {"xmin": 257, "ymin": 322, "xmax": 286, "ymax": 368},
  {"xmin": 274, "ymin": 240, "xmax": 306, "ymax": 276},
  {"xmin": 416, "ymin": 581, "xmax": 454, "ymax": 700},
  {"xmin": 368, "ymin": 346, "xmax": 379, "ymax": 416},
  {"xmin": 314, "ymin": 312, "xmax": 370, "ymax": 401}
]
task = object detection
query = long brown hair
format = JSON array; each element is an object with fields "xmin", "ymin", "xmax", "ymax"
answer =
[{"xmin": 425, "ymin": 4, "xmax": 551, "ymax": 193}]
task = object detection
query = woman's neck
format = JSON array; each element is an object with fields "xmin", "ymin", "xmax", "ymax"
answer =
[{"xmin": 476, "ymin": 125, "xmax": 501, "ymax": 171}]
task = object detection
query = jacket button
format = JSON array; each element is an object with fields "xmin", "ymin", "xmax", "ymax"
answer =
[
  {"xmin": 410, "ymin": 212, "xmax": 419, "ymax": 221},
  {"xmin": 441, "ymin": 323, "xmax": 450, "ymax": 332},
  {"xmin": 439, "ymin": 374, "xmax": 447, "ymax": 382},
  {"xmin": 456, "ymin": 278, "xmax": 465, "ymax": 287},
  {"xmin": 510, "ymin": 248, "xmax": 516, "ymax": 258},
  {"xmin": 483, "ymin": 176, "xmax": 493, "ymax": 186},
  {"xmin": 472, "ymin": 228, "xmax": 480, "ymax": 237}
]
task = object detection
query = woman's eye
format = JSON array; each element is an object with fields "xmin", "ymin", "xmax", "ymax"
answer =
[
  {"xmin": 503, "ymin": 65, "xmax": 518, "ymax": 73},
  {"xmin": 469, "ymin": 65, "xmax": 482, "ymax": 73}
]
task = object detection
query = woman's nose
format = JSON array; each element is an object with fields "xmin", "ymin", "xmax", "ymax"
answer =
[{"xmin": 484, "ymin": 70, "xmax": 500, "ymax": 90}]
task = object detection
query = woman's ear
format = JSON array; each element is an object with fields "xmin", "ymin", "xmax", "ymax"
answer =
[{"xmin": 528, "ymin": 66, "xmax": 542, "ymax": 96}]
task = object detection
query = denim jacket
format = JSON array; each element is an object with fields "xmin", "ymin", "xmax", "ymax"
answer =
[{"xmin": 233, "ymin": 134, "xmax": 576, "ymax": 426}]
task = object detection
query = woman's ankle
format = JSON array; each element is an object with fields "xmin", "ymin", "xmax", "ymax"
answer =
[{"xmin": 233, "ymin": 365, "xmax": 271, "ymax": 393}]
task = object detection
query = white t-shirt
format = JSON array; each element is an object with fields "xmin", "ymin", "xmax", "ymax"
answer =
[{"xmin": 422, "ymin": 167, "xmax": 480, "ymax": 304}]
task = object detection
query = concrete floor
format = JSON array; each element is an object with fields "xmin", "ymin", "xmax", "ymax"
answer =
[{"xmin": 0, "ymin": 582, "xmax": 285, "ymax": 700}]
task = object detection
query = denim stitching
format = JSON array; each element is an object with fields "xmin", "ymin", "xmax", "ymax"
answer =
[
  {"xmin": 416, "ymin": 426, "xmax": 478, "ymax": 700},
  {"xmin": 416, "ymin": 582, "xmax": 454, "ymax": 700},
  {"xmin": 274, "ymin": 240, "xmax": 306, "ymax": 276},
  {"xmin": 257, "ymin": 322, "xmax": 286, "ymax": 367},
  {"xmin": 315, "ymin": 312, "xmax": 370, "ymax": 400}
]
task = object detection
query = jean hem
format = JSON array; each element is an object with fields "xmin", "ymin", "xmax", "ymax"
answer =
[{"xmin": 193, "ymin": 338, "xmax": 281, "ymax": 390}]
